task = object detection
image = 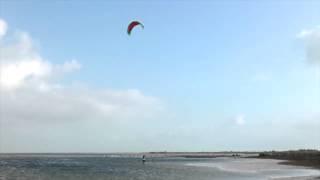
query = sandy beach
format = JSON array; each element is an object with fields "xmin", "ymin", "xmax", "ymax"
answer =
[{"xmin": 186, "ymin": 158, "xmax": 320, "ymax": 180}]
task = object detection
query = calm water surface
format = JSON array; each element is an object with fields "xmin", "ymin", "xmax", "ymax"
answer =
[{"xmin": 0, "ymin": 155, "xmax": 319, "ymax": 180}]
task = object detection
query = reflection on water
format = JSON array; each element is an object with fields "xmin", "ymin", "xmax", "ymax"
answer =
[{"xmin": 0, "ymin": 155, "xmax": 319, "ymax": 180}]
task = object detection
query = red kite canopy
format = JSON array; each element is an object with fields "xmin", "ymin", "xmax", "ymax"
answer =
[{"xmin": 127, "ymin": 21, "xmax": 144, "ymax": 35}]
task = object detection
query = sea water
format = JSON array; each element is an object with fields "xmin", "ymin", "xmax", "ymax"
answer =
[{"xmin": 0, "ymin": 154, "xmax": 319, "ymax": 180}]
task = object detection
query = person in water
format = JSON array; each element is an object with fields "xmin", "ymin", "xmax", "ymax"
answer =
[{"xmin": 142, "ymin": 155, "xmax": 146, "ymax": 163}]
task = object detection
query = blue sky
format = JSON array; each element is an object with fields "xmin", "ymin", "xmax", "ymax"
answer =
[{"xmin": 0, "ymin": 1, "xmax": 319, "ymax": 152}]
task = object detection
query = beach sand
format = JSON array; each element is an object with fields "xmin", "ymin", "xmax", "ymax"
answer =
[{"xmin": 187, "ymin": 158, "xmax": 320, "ymax": 180}]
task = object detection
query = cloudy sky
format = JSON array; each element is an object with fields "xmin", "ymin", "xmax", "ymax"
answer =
[{"xmin": 0, "ymin": 1, "xmax": 319, "ymax": 153}]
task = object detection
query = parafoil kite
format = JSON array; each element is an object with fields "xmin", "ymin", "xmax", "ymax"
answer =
[{"xmin": 127, "ymin": 21, "xmax": 144, "ymax": 35}]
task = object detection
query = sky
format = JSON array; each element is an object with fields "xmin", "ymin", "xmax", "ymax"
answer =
[{"xmin": 0, "ymin": 1, "xmax": 319, "ymax": 153}]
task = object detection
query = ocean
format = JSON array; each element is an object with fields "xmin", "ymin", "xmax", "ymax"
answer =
[{"xmin": 0, "ymin": 154, "xmax": 319, "ymax": 180}]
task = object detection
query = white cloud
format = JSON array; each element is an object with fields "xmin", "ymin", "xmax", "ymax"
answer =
[
  {"xmin": 0, "ymin": 28, "xmax": 84, "ymax": 89},
  {"xmin": 297, "ymin": 26, "xmax": 320, "ymax": 65},
  {"xmin": 0, "ymin": 19, "xmax": 7, "ymax": 38},
  {"xmin": 59, "ymin": 59, "xmax": 82, "ymax": 73},
  {"xmin": 1, "ymin": 86, "xmax": 163, "ymax": 124},
  {"xmin": 234, "ymin": 114, "xmax": 245, "ymax": 126},
  {"xmin": 0, "ymin": 19, "xmax": 163, "ymax": 122},
  {"xmin": 0, "ymin": 30, "xmax": 52, "ymax": 89},
  {"xmin": 0, "ymin": 17, "xmax": 164, "ymax": 152},
  {"xmin": 0, "ymin": 59, "xmax": 51, "ymax": 88}
]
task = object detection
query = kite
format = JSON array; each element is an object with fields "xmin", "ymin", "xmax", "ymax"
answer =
[{"xmin": 127, "ymin": 21, "xmax": 144, "ymax": 35}]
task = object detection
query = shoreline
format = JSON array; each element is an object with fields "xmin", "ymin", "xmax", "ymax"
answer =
[
  {"xmin": 186, "ymin": 157, "xmax": 320, "ymax": 180},
  {"xmin": 257, "ymin": 158, "xmax": 320, "ymax": 179},
  {"xmin": 252, "ymin": 150, "xmax": 320, "ymax": 170},
  {"xmin": 279, "ymin": 160, "xmax": 320, "ymax": 170}
]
